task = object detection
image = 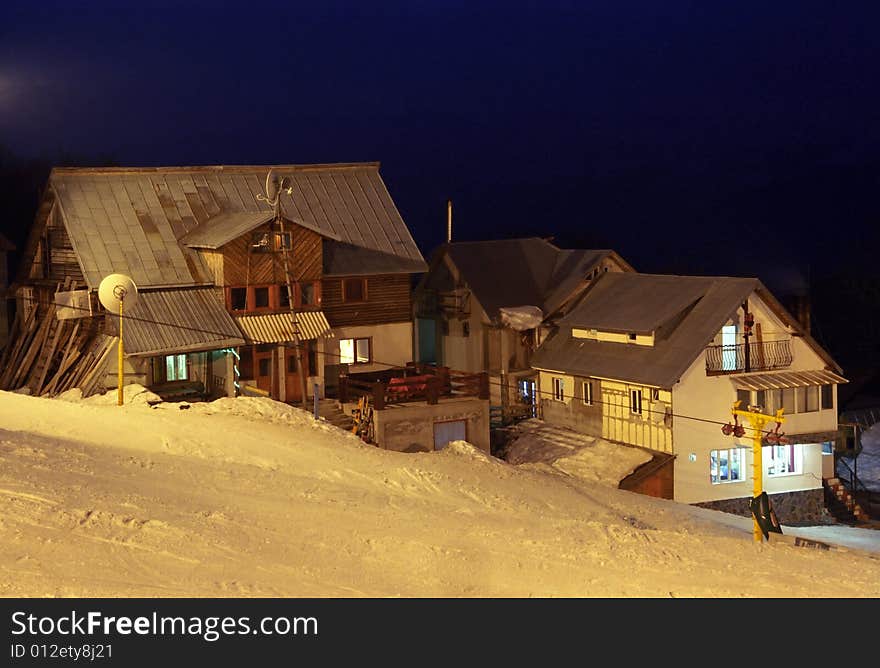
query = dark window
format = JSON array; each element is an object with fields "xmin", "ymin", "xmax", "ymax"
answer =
[
  {"xmin": 231, "ymin": 287, "xmax": 247, "ymax": 311},
  {"xmin": 258, "ymin": 358, "xmax": 270, "ymax": 376},
  {"xmin": 279, "ymin": 286, "xmax": 291, "ymax": 309},
  {"xmin": 254, "ymin": 287, "xmax": 270, "ymax": 308},
  {"xmin": 251, "ymin": 231, "xmax": 271, "ymax": 253},
  {"xmin": 755, "ymin": 390, "xmax": 766, "ymax": 411},
  {"xmin": 287, "ymin": 354, "xmax": 299, "ymax": 374},
  {"xmin": 736, "ymin": 389, "xmax": 751, "ymax": 408},
  {"xmin": 628, "ymin": 333, "xmax": 637, "ymax": 341},
  {"xmin": 821, "ymin": 385, "xmax": 834, "ymax": 410},
  {"xmin": 462, "ymin": 321, "xmax": 470, "ymax": 337},
  {"xmin": 342, "ymin": 278, "xmax": 366, "ymax": 302},
  {"xmin": 301, "ymin": 282, "xmax": 316, "ymax": 306},
  {"xmin": 630, "ymin": 389, "xmax": 642, "ymax": 415}
]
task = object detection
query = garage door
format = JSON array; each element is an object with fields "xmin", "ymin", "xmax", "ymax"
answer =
[{"xmin": 433, "ymin": 420, "xmax": 466, "ymax": 450}]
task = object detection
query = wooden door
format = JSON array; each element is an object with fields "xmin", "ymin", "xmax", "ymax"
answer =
[
  {"xmin": 284, "ymin": 343, "xmax": 310, "ymax": 403},
  {"xmin": 254, "ymin": 344, "xmax": 275, "ymax": 395}
]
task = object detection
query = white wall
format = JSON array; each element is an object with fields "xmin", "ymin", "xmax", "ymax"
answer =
[
  {"xmin": 672, "ymin": 351, "xmax": 830, "ymax": 505},
  {"xmin": 326, "ymin": 322, "xmax": 414, "ymax": 375}
]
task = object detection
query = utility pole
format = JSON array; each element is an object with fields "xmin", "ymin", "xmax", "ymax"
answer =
[
  {"xmin": 258, "ymin": 170, "xmax": 308, "ymax": 409},
  {"xmin": 725, "ymin": 401, "xmax": 786, "ymax": 542}
]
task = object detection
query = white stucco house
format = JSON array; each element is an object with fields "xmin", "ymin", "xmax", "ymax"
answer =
[{"xmin": 531, "ymin": 272, "xmax": 847, "ymax": 524}]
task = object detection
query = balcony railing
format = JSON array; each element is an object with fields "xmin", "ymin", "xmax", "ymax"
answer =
[
  {"xmin": 705, "ymin": 339, "xmax": 793, "ymax": 374},
  {"xmin": 338, "ymin": 362, "xmax": 489, "ymax": 409}
]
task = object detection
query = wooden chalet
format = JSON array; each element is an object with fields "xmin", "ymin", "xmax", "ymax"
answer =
[{"xmin": 2, "ymin": 163, "xmax": 427, "ymax": 403}]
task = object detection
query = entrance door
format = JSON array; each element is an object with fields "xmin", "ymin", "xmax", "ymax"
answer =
[
  {"xmin": 433, "ymin": 419, "xmax": 467, "ymax": 450},
  {"xmin": 285, "ymin": 343, "xmax": 309, "ymax": 403},
  {"xmin": 254, "ymin": 344, "xmax": 275, "ymax": 395}
]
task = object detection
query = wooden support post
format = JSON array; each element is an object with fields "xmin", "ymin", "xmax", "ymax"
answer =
[
  {"xmin": 372, "ymin": 381, "xmax": 386, "ymax": 410},
  {"xmin": 478, "ymin": 372, "xmax": 490, "ymax": 400}
]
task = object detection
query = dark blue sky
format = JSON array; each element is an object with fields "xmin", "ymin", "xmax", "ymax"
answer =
[{"xmin": 2, "ymin": 1, "xmax": 879, "ymax": 283}]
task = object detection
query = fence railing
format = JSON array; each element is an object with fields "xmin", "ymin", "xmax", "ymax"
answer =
[
  {"xmin": 705, "ymin": 339, "xmax": 793, "ymax": 374},
  {"xmin": 337, "ymin": 362, "xmax": 489, "ymax": 409}
]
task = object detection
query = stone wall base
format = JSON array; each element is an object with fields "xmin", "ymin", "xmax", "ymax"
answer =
[{"xmin": 693, "ymin": 488, "xmax": 832, "ymax": 526}]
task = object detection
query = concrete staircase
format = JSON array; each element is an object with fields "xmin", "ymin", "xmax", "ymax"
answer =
[
  {"xmin": 823, "ymin": 477, "xmax": 870, "ymax": 524},
  {"xmin": 316, "ymin": 399, "xmax": 354, "ymax": 432}
]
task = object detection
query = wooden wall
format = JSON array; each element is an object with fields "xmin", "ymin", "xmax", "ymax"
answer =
[
  {"xmin": 323, "ymin": 273, "xmax": 412, "ymax": 327},
  {"xmin": 218, "ymin": 222, "xmax": 323, "ymax": 286},
  {"xmin": 30, "ymin": 205, "xmax": 85, "ymax": 285}
]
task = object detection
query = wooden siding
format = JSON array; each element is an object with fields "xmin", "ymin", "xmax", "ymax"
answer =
[
  {"xmin": 323, "ymin": 274, "xmax": 412, "ymax": 327},
  {"xmin": 600, "ymin": 380, "xmax": 673, "ymax": 453},
  {"xmin": 34, "ymin": 206, "xmax": 85, "ymax": 285},
  {"xmin": 219, "ymin": 222, "xmax": 323, "ymax": 286}
]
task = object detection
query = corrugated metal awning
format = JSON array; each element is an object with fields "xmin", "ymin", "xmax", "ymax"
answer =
[
  {"xmin": 107, "ymin": 287, "xmax": 245, "ymax": 357},
  {"xmin": 234, "ymin": 311, "xmax": 331, "ymax": 343},
  {"xmin": 732, "ymin": 369, "xmax": 848, "ymax": 391}
]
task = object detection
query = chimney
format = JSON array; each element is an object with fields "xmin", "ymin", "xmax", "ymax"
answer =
[{"xmin": 446, "ymin": 199, "xmax": 452, "ymax": 243}]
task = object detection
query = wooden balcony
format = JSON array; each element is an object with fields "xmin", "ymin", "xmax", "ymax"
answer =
[
  {"xmin": 338, "ymin": 362, "xmax": 489, "ymax": 409},
  {"xmin": 705, "ymin": 339, "xmax": 793, "ymax": 375}
]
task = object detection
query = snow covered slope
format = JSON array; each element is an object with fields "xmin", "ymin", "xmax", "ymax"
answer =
[{"xmin": 1, "ymin": 389, "xmax": 879, "ymax": 598}]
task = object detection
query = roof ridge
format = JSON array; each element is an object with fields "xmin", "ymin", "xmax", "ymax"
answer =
[{"xmin": 50, "ymin": 162, "xmax": 381, "ymax": 176}]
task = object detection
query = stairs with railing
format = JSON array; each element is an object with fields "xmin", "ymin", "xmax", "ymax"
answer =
[{"xmin": 823, "ymin": 477, "xmax": 871, "ymax": 524}]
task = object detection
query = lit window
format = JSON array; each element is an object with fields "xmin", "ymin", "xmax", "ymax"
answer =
[
  {"xmin": 552, "ymin": 377, "xmax": 565, "ymax": 402},
  {"xmin": 274, "ymin": 232, "xmax": 291, "ymax": 250},
  {"xmin": 340, "ymin": 338, "xmax": 371, "ymax": 365},
  {"xmin": 165, "ymin": 354, "xmax": 187, "ymax": 381},
  {"xmin": 710, "ymin": 447, "xmax": 746, "ymax": 484},
  {"xmin": 630, "ymin": 388, "xmax": 642, "ymax": 415},
  {"xmin": 765, "ymin": 443, "xmax": 803, "ymax": 477},
  {"xmin": 583, "ymin": 380, "xmax": 593, "ymax": 406}
]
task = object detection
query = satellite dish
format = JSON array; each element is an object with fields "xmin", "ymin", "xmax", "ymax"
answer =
[
  {"xmin": 98, "ymin": 273, "xmax": 139, "ymax": 313},
  {"xmin": 265, "ymin": 169, "xmax": 279, "ymax": 202}
]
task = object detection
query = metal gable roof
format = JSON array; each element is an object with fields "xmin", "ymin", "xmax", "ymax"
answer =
[
  {"xmin": 532, "ymin": 274, "xmax": 760, "ymax": 388},
  {"xmin": 105, "ymin": 287, "xmax": 244, "ymax": 357},
  {"xmin": 443, "ymin": 238, "xmax": 613, "ymax": 320},
  {"xmin": 50, "ymin": 163, "xmax": 427, "ymax": 289}
]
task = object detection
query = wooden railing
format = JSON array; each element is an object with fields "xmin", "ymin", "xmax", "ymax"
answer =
[
  {"xmin": 705, "ymin": 339, "xmax": 792, "ymax": 374},
  {"xmin": 337, "ymin": 362, "xmax": 489, "ymax": 409}
]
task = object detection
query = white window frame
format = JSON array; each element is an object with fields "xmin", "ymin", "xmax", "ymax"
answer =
[
  {"xmin": 582, "ymin": 380, "xmax": 593, "ymax": 406},
  {"xmin": 339, "ymin": 337, "xmax": 371, "ymax": 365},
  {"xmin": 630, "ymin": 388, "xmax": 642, "ymax": 416},
  {"xmin": 165, "ymin": 354, "xmax": 188, "ymax": 381},
  {"xmin": 710, "ymin": 447, "xmax": 747, "ymax": 484},
  {"xmin": 765, "ymin": 443, "xmax": 803, "ymax": 477},
  {"xmin": 552, "ymin": 377, "xmax": 565, "ymax": 402}
]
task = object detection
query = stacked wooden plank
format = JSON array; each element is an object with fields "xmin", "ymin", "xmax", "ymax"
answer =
[{"xmin": 0, "ymin": 280, "xmax": 119, "ymax": 398}]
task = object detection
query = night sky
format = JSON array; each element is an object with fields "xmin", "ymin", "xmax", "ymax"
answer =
[{"xmin": 2, "ymin": 1, "xmax": 879, "ymax": 384}]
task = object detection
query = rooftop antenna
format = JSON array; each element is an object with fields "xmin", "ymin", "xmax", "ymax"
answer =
[
  {"xmin": 447, "ymin": 198, "xmax": 452, "ymax": 243},
  {"xmin": 98, "ymin": 273, "xmax": 139, "ymax": 406},
  {"xmin": 256, "ymin": 169, "xmax": 308, "ymax": 408}
]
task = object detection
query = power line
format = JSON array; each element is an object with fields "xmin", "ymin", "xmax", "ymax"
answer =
[{"xmin": 9, "ymin": 292, "xmax": 790, "ymax": 432}]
